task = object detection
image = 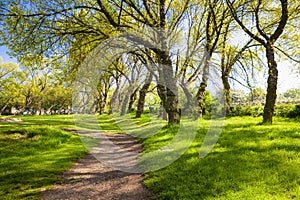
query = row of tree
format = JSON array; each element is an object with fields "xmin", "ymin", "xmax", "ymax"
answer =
[
  {"xmin": 0, "ymin": 0, "xmax": 299, "ymax": 124},
  {"xmin": 1, "ymin": 55, "xmax": 299, "ymax": 119},
  {"xmin": 0, "ymin": 57, "xmax": 71, "ymax": 115}
]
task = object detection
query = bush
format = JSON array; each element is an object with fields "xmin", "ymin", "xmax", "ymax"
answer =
[
  {"xmin": 229, "ymin": 104, "xmax": 299, "ymax": 118},
  {"xmin": 288, "ymin": 105, "xmax": 300, "ymax": 118},
  {"xmin": 274, "ymin": 104, "xmax": 295, "ymax": 117},
  {"xmin": 250, "ymin": 106, "xmax": 264, "ymax": 117},
  {"xmin": 229, "ymin": 105, "xmax": 263, "ymax": 117}
]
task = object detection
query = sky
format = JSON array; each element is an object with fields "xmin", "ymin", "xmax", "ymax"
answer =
[
  {"xmin": 0, "ymin": 46, "xmax": 18, "ymax": 63},
  {"xmin": 229, "ymin": 31, "xmax": 300, "ymax": 93},
  {"xmin": 1, "ymin": 45, "xmax": 299, "ymax": 93},
  {"xmin": 277, "ymin": 61, "xmax": 300, "ymax": 93}
]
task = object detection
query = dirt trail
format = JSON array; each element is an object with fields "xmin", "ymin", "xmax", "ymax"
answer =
[{"xmin": 42, "ymin": 132, "xmax": 154, "ymax": 200}]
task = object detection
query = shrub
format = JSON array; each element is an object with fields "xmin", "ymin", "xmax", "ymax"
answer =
[
  {"xmin": 288, "ymin": 105, "xmax": 300, "ymax": 118},
  {"xmin": 229, "ymin": 105, "xmax": 261, "ymax": 117},
  {"xmin": 274, "ymin": 104, "xmax": 295, "ymax": 117},
  {"xmin": 229, "ymin": 104, "xmax": 299, "ymax": 118},
  {"xmin": 250, "ymin": 105, "xmax": 264, "ymax": 117}
]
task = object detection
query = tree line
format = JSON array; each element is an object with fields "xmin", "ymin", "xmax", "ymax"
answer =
[{"xmin": 0, "ymin": 0, "xmax": 299, "ymax": 124}]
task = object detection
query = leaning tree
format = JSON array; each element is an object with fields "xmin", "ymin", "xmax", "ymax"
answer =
[{"xmin": 0, "ymin": 0, "xmax": 194, "ymax": 125}]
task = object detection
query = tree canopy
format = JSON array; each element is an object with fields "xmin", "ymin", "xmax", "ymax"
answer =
[{"xmin": 0, "ymin": 0, "xmax": 300, "ymax": 124}]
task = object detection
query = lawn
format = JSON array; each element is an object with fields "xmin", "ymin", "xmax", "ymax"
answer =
[
  {"xmin": 0, "ymin": 115, "xmax": 87, "ymax": 199},
  {"xmin": 141, "ymin": 116, "xmax": 300, "ymax": 199},
  {"xmin": 1, "ymin": 114, "xmax": 300, "ymax": 199},
  {"xmin": 98, "ymin": 114, "xmax": 300, "ymax": 199}
]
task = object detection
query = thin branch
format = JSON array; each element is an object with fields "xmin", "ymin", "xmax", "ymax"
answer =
[
  {"xmin": 274, "ymin": 46, "xmax": 300, "ymax": 63},
  {"xmin": 226, "ymin": 0, "xmax": 267, "ymax": 46},
  {"xmin": 0, "ymin": 6, "xmax": 102, "ymax": 17},
  {"xmin": 254, "ymin": 0, "xmax": 269, "ymax": 40}
]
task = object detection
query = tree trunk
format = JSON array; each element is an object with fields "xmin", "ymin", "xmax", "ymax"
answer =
[
  {"xmin": 109, "ymin": 79, "xmax": 120, "ymax": 115},
  {"xmin": 99, "ymin": 96, "xmax": 106, "ymax": 115},
  {"xmin": 221, "ymin": 73, "xmax": 231, "ymax": 116},
  {"xmin": 180, "ymin": 83, "xmax": 193, "ymax": 114},
  {"xmin": 120, "ymin": 92, "xmax": 129, "ymax": 116},
  {"xmin": 136, "ymin": 73, "xmax": 153, "ymax": 118},
  {"xmin": 157, "ymin": 84, "xmax": 168, "ymax": 120},
  {"xmin": 101, "ymin": 78, "xmax": 110, "ymax": 114},
  {"xmin": 127, "ymin": 88, "xmax": 138, "ymax": 113},
  {"xmin": 196, "ymin": 53, "xmax": 211, "ymax": 119},
  {"xmin": 98, "ymin": 90, "xmax": 108, "ymax": 115},
  {"xmin": 0, "ymin": 97, "xmax": 12, "ymax": 115},
  {"xmin": 263, "ymin": 45, "xmax": 278, "ymax": 123},
  {"xmin": 156, "ymin": 50, "xmax": 180, "ymax": 125},
  {"xmin": 158, "ymin": 101, "xmax": 168, "ymax": 120}
]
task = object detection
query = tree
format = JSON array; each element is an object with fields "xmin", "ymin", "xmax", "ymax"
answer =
[
  {"xmin": 220, "ymin": 32, "xmax": 254, "ymax": 115},
  {"xmin": 136, "ymin": 72, "xmax": 153, "ymax": 118},
  {"xmin": 282, "ymin": 88, "xmax": 300, "ymax": 102},
  {"xmin": 196, "ymin": 0, "xmax": 228, "ymax": 118},
  {"xmin": 226, "ymin": 0, "xmax": 289, "ymax": 123},
  {"xmin": 0, "ymin": 57, "xmax": 21, "ymax": 114},
  {"xmin": 0, "ymin": 0, "xmax": 192, "ymax": 125}
]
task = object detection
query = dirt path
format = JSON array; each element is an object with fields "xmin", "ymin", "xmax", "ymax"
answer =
[{"xmin": 42, "ymin": 132, "xmax": 154, "ymax": 200}]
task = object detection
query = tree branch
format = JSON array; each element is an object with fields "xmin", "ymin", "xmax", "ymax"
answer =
[
  {"xmin": 254, "ymin": 0, "xmax": 269, "ymax": 40},
  {"xmin": 270, "ymin": 0, "xmax": 288, "ymax": 43},
  {"xmin": 274, "ymin": 46, "xmax": 300, "ymax": 63},
  {"xmin": 226, "ymin": 0, "xmax": 267, "ymax": 46}
]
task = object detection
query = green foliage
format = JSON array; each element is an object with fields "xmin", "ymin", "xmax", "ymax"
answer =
[
  {"xmin": 283, "ymin": 88, "xmax": 300, "ymax": 100},
  {"xmin": 141, "ymin": 117, "xmax": 300, "ymax": 199},
  {"xmin": 204, "ymin": 91, "xmax": 212, "ymax": 114},
  {"xmin": 0, "ymin": 115, "xmax": 87, "ymax": 199},
  {"xmin": 248, "ymin": 88, "xmax": 266, "ymax": 105},
  {"xmin": 288, "ymin": 105, "xmax": 300, "ymax": 118},
  {"xmin": 275, "ymin": 104, "xmax": 296, "ymax": 117},
  {"xmin": 229, "ymin": 104, "xmax": 300, "ymax": 118},
  {"xmin": 229, "ymin": 105, "xmax": 259, "ymax": 116},
  {"xmin": 0, "ymin": 58, "xmax": 22, "ymax": 113}
]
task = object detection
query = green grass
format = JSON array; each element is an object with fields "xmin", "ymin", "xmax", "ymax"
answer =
[
  {"xmin": 140, "ymin": 116, "xmax": 300, "ymax": 199},
  {"xmin": 2, "ymin": 114, "xmax": 300, "ymax": 199},
  {"xmin": 0, "ymin": 115, "xmax": 87, "ymax": 199},
  {"xmin": 96, "ymin": 113, "xmax": 167, "ymax": 137}
]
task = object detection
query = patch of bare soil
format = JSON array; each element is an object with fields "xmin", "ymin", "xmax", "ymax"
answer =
[{"xmin": 42, "ymin": 132, "xmax": 155, "ymax": 200}]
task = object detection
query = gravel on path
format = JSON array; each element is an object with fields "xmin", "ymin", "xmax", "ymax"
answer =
[{"xmin": 42, "ymin": 132, "xmax": 155, "ymax": 200}]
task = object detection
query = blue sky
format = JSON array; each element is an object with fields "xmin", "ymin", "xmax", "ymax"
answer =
[{"xmin": 0, "ymin": 46, "xmax": 18, "ymax": 63}]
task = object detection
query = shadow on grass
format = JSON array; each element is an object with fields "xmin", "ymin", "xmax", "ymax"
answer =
[
  {"xmin": 143, "ymin": 117, "xmax": 300, "ymax": 199},
  {"xmin": 0, "ymin": 126, "xmax": 87, "ymax": 199}
]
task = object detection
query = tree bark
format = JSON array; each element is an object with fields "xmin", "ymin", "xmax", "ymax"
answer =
[
  {"xmin": 0, "ymin": 98, "xmax": 11, "ymax": 115},
  {"xmin": 99, "ymin": 80, "xmax": 109, "ymax": 115},
  {"xmin": 120, "ymin": 93, "xmax": 129, "ymax": 116},
  {"xmin": 157, "ymin": 101, "xmax": 168, "ymax": 120},
  {"xmin": 221, "ymin": 73, "xmax": 231, "ymax": 116},
  {"xmin": 263, "ymin": 45, "xmax": 278, "ymax": 123},
  {"xmin": 136, "ymin": 73, "xmax": 153, "ymax": 118},
  {"xmin": 127, "ymin": 88, "xmax": 138, "ymax": 113},
  {"xmin": 196, "ymin": 52, "xmax": 211, "ymax": 119},
  {"xmin": 180, "ymin": 83, "xmax": 193, "ymax": 114},
  {"xmin": 109, "ymin": 80, "xmax": 120, "ymax": 115},
  {"xmin": 156, "ymin": 50, "xmax": 180, "ymax": 125}
]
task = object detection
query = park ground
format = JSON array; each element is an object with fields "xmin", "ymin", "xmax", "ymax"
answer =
[{"xmin": 0, "ymin": 114, "xmax": 300, "ymax": 199}]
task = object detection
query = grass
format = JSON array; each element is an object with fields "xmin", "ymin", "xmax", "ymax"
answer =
[
  {"xmin": 1, "ymin": 114, "xmax": 300, "ymax": 199},
  {"xmin": 96, "ymin": 114, "xmax": 300, "ymax": 199},
  {"xmin": 141, "ymin": 116, "xmax": 300, "ymax": 199},
  {"xmin": 0, "ymin": 115, "xmax": 87, "ymax": 199}
]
